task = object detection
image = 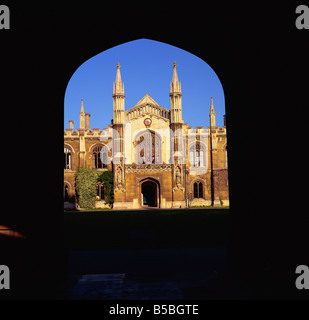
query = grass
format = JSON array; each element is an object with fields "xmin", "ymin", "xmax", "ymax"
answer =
[{"xmin": 63, "ymin": 208, "xmax": 230, "ymax": 250}]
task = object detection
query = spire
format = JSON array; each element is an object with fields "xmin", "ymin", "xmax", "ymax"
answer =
[
  {"xmin": 80, "ymin": 98, "xmax": 85, "ymax": 113},
  {"xmin": 172, "ymin": 62, "xmax": 179, "ymax": 83},
  {"xmin": 113, "ymin": 62, "xmax": 124, "ymax": 96},
  {"xmin": 115, "ymin": 62, "xmax": 122, "ymax": 83},
  {"xmin": 210, "ymin": 96, "xmax": 215, "ymax": 112},
  {"xmin": 170, "ymin": 62, "xmax": 181, "ymax": 94},
  {"xmin": 113, "ymin": 63, "xmax": 125, "ymax": 124},
  {"xmin": 170, "ymin": 62, "xmax": 183, "ymax": 123},
  {"xmin": 209, "ymin": 96, "xmax": 216, "ymax": 127},
  {"xmin": 80, "ymin": 99, "xmax": 85, "ymax": 129}
]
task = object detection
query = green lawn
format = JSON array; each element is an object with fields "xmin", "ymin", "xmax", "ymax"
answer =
[{"xmin": 63, "ymin": 208, "xmax": 230, "ymax": 249}]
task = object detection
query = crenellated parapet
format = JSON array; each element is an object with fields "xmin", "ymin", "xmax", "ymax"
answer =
[
  {"xmin": 64, "ymin": 126, "xmax": 113, "ymax": 139},
  {"xmin": 185, "ymin": 124, "xmax": 227, "ymax": 136}
]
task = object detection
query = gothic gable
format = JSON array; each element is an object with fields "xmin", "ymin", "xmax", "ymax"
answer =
[
  {"xmin": 133, "ymin": 93, "xmax": 160, "ymax": 109},
  {"xmin": 125, "ymin": 93, "xmax": 170, "ymax": 121}
]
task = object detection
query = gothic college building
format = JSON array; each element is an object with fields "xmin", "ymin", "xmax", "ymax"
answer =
[{"xmin": 64, "ymin": 62, "xmax": 229, "ymax": 209}]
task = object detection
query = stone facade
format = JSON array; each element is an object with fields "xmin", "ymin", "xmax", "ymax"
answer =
[{"xmin": 64, "ymin": 62, "xmax": 229, "ymax": 209}]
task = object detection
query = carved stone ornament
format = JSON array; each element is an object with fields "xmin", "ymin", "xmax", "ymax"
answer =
[
  {"xmin": 144, "ymin": 118, "xmax": 152, "ymax": 127},
  {"xmin": 173, "ymin": 165, "xmax": 184, "ymax": 192},
  {"xmin": 125, "ymin": 163, "xmax": 172, "ymax": 173},
  {"xmin": 114, "ymin": 165, "xmax": 126, "ymax": 192}
]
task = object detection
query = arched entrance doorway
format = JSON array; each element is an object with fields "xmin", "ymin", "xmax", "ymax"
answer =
[{"xmin": 141, "ymin": 179, "xmax": 160, "ymax": 208}]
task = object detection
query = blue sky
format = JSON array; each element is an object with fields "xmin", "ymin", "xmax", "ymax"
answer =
[{"xmin": 64, "ymin": 39, "xmax": 225, "ymax": 130}]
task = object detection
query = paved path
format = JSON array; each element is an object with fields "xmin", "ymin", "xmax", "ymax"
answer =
[{"xmin": 66, "ymin": 247, "xmax": 252, "ymax": 299}]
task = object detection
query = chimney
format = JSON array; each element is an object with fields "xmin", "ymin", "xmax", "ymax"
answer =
[
  {"xmin": 85, "ymin": 113, "xmax": 90, "ymax": 130},
  {"xmin": 69, "ymin": 120, "xmax": 74, "ymax": 130}
]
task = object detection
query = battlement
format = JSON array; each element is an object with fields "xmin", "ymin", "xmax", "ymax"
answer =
[
  {"xmin": 185, "ymin": 125, "xmax": 226, "ymax": 139},
  {"xmin": 64, "ymin": 126, "xmax": 113, "ymax": 139},
  {"xmin": 206, "ymin": 125, "xmax": 227, "ymax": 134},
  {"xmin": 64, "ymin": 129, "xmax": 78, "ymax": 137}
]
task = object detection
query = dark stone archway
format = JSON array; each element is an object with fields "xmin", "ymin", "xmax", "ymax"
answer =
[{"xmin": 141, "ymin": 179, "xmax": 159, "ymax": 207}]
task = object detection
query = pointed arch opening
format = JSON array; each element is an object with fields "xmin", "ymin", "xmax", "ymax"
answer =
[
  {"xmin": 64, "ymin": 38, "xmax": 226, "ymax": 131},
  {"xmin": 64, "ymin": 38, "xmax": 229, "ymax": 209},
  {"xmin": 139, "ymin": 177, "xmax": 160, "ymax": 208}
]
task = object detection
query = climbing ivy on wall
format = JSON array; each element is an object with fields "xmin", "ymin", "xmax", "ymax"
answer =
[
  {"xmin": 75, "ymin": 165, "xmax": 98, "ymax": 209},
  {"xmin": 97, "ymin": 170, "xmax": 114, "ymax": 208},
  {"xmin": 75, "ymin": 167, "xmax": 114, "ymax": 209}
]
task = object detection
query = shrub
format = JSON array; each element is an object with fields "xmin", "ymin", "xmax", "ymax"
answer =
[{"xmin": 75, "ymin": 165, "xmax": 98, "ymax": 209}]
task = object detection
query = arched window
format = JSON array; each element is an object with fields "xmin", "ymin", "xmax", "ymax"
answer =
[
  {"xmin": 96, "ymin": 182, "xmax": 105, "ymax": 200},
  {"xmin": 189, "ymin": 144, "xmax": 205, "ymax": 168},
  {"xmin": 64, "ymin": 146, "xmax": 72, "ymax": 169},
  {"xmin": 135, "ymin": 130, "xmax": 161, "ymax": 164},
  {"xmin": 92, "ymin": 145, "xmax": 108, "ymax": 169},
  {"xmin": 193, "ymin": 181, "xmax": 204, "ymax": 198}
]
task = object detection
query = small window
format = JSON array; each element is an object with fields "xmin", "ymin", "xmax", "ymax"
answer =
[
  {"xmin": 64, "ymin": 147, "xmax": 71, "ymax": 169},
  {"xmin": 193, "ymin": 181, "xmax": 204, "ymax": 199},
  {"xmin": 96, "ymin": 182, "xmax": 105, "ymax": 200},
  {"xmin": 194, "ymin": 182, "xmax": 198, "ymax": 198},
  {"xmin": 199, "ymin": 182, "xmax": 203, "ymax": 197}
]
